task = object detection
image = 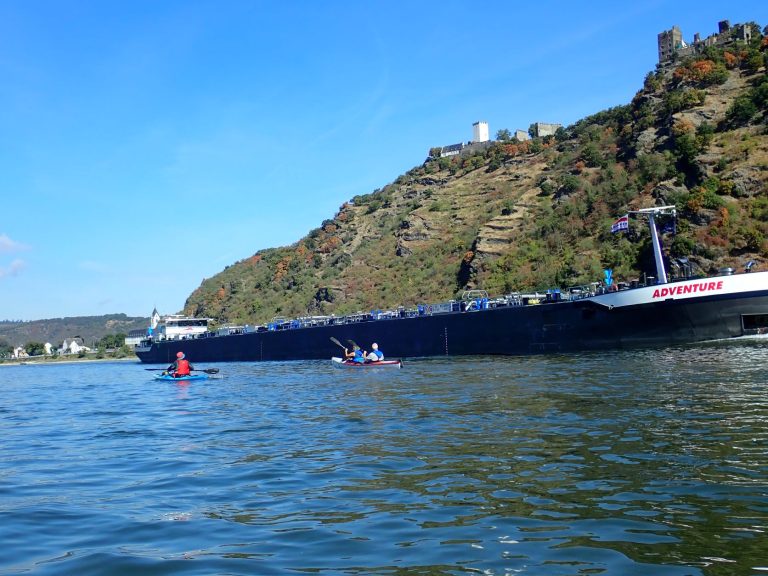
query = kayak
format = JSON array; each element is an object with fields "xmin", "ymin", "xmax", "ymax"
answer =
[
  {"xmin": 331, "ymin": 357, "xmax": 402, "ymax": 369},
  {"xmin": 154, "ymin": 373, "xmax": 209, "ymax": 382}
]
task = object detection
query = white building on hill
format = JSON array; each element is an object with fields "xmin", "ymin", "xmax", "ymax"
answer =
[
  {"xmin": 59, "ymin": 337, "xmax": 91, "ymax": 355},
  {"xmin": 472, "ymin": 121, "xmax": 489, "ymax": 143}
]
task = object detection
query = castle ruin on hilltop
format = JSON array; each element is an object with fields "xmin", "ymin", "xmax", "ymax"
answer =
[
  {"xmin": 658, "ymin": 20, "xmax": 754, "ymax": 65},
  {"xmin": 430, "ymin": 121, "xmax": 561, "ymax": 159}
]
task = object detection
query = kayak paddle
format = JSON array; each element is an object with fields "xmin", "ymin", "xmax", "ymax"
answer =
[{"xmin": 145, "ymin": 368, "xmax": 220, "ymax": 374}]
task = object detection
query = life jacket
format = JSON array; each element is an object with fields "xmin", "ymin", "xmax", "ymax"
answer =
[
  {"xmin": 373, "ymin": 349, "xmax": 384, "ymax": 360},
  {"xmin": 353, "ymin": 349, "xmax": 365, "ymax": 363},
  {"xmin": 175, "ymin": 358, "xmax": 191, "ymax": 376}
]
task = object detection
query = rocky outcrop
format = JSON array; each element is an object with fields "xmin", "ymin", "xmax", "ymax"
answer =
[
  {"xmin": 725, "ymin": 166, "xmax": 765, "ymax": 197},
  {"xmin": 475, "ymin": 213, "xmax": 524, "ymax": 258},
  {"xmin": 636, "ymin": 127, "xmax": 662, "ymax": 155},
  {"xmin": 307, "ymin": 286, "xmax": 346, "ymax": 314},
  {"xmin": 651, "ymin": 180, "xmax": 688, "ymax": 204}
]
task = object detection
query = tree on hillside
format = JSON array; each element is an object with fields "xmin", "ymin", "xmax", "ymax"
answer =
[
  {"xmin": 726, "ymin": 95, "xmax": 758, "ymax": 126},
  {"xmin": 496, "ymin": 129, "xmax": 512, "ymax": 141},
  {"xmin": 97, "ymin": 333, "xmax": 127, "ymax": 349},
  {"xmin": 0, "ymin": 339, "xmax": 12, "ymax": 358},
  {"xmin": 25, "ymin": 342, "xmax": 46, "ymax": 356}
]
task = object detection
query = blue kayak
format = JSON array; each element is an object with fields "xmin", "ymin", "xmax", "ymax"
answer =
[{"xmin": 154, "ymin": 373, "xmax": 209, "ymax": 382}]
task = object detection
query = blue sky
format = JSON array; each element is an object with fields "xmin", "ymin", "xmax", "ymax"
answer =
[{"xmin": 1, "ymin": 1, "xmax": 764, "ymax": 321}]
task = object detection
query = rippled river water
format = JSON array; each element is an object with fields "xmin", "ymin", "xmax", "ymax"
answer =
[{"xmin": 1, "ymin": 342, "xmax": 767, "ymax": 575}]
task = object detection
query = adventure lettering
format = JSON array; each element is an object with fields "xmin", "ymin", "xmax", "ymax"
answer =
[{"xmin": 652, "ymin": 280, "xmax": 724, "ymax": 299}]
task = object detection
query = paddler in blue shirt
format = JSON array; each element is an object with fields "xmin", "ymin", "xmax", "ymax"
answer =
[{"xmin": 344, "ymin": 345, "xmax": 366, "ymax": 364}]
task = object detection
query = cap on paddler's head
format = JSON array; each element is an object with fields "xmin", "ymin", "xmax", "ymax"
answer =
[
  {"xmin": 372, "ymin": 343, "xmax": 378, "ymax": 349},
  {"xmin": 176, "ymin": 351, "xmax": 185, "ymax": 359}
]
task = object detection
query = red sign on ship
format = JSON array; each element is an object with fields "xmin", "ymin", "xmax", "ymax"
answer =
[{"xmin": 652, "ymin": 280, "xmax": 724, "ymax": 299}]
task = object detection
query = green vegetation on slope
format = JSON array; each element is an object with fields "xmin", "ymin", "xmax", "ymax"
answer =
[
  {"xmin": 0, "ymin": 314, "xmax": 148, "ymax": 350},
  {"xmin": 184, "ymin": 27, "xmax": 768, "ymax": 326}
]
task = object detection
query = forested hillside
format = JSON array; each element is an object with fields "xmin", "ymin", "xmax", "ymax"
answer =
[
  {"xmin": 184, "ymin": 25, "xmax": 768, "ymax": 326},
  {"xmin": 0, "ymin": 314, "xmax": 148, "ymax": 350}
]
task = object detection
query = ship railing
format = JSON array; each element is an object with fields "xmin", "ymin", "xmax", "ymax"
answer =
[
  {"xmin": 172, "ymin": 281, "xmax": 649, "ymax": 341},
  {"xmin": 461, "ymin": 289, "xmax": 489, "ymax": 300},
  {"xmin": 418, "ymin": 302, "xmax": 456, "ymax": 315},
  {"xmin": 341, "ymin": 313, "xmax": 373, "ymax": 324},
  {"xmin": 216, "ymin": 325, "xmax": 248, "ymax": 336},
  {"xmin": 267, "ymin": 317, "xmax": 291, "ymax": 331},
  {"xmin": 566, "ymin": 284, "xmax": 601, "ymax": 300},
  {"xmin": 376, "ymin": 310, "xmax": 402, "ymax": 320},
  {"xmin": 501, "ymin": 293, "xmax": 525, "ymax": 306},
  {"xmin": 295, "ymin": 315, "xmax": 334, "ymax": 327},
  {"xmin": 497, "ymin": 292, "xmax": 550, "ymax": 306}
]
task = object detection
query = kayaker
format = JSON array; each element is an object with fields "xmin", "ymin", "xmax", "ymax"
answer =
[
  {"xmin": 344, "ymin": 345, "xmax": 366, "ymax": 364},
  {"xmin": 164, "ymin": 351, "xmax": 194, "ymax": 377},
  {"xmin": 366, "ymin": 343, "xmax": 384, "ymax": 362}
]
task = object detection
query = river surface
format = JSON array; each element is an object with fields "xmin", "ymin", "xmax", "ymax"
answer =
[{"xmin": 1, "ymin": 342, "xmax": 767, "ymax": 575}]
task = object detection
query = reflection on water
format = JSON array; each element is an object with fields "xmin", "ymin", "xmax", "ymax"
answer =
[{"xmin": 0, "ymin": 342, "xmax": 767, "ymax": 575}]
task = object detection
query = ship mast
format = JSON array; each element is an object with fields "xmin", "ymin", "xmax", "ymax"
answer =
[{"xmin": 629, "ymin": 205, "xmax": 676, "ymax": 285}]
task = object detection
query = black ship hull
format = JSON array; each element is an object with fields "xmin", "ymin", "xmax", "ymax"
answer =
[{"xmin": 135, "ymin": 272, "xmax": 768, "ymax": 364}]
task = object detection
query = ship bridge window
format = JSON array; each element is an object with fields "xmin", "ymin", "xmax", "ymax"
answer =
[
  {"xmin": 742, "ymin": 314, "xmax": 768, "ymax": 332},
  {"xmin": 169, "ymin": 319, "xmax": 208, "ymax": 327}
]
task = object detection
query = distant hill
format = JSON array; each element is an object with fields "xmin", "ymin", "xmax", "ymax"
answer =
[
  {"xmin": 0, "ymin": 314, "xmax": 148, "ymax": 348},
  {"xmin": 183, "ymin": 22, "xmax": 767, "ymax": 326}
]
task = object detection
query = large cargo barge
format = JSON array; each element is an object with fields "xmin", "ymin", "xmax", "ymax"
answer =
[{"xmin": 135, "ymin": 207, "xmax": 768, "ymax": 364}]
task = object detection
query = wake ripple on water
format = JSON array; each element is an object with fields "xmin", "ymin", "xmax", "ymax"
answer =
[{"xmin": 0, "ymin": 345, "xmax": 767, "ymax": 575}]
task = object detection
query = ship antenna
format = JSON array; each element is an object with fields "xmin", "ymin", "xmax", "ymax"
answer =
[{"xmin": 629, "ymin": 206, "xmax": 676, "ymax": 285}]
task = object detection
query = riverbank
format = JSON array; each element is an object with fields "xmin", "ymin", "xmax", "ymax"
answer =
[{"xmin": 0, "ymin": 356, "xmax": 138, "ymax": 367}]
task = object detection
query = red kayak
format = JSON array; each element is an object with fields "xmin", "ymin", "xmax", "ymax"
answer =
[{"xmin": 331, "ymin": 357, "xmax": 402, "ymax": 369}]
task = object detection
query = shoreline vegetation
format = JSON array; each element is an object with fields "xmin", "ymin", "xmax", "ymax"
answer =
[{"xmin": 1, "ymin": 353, "xmax": 139, "ymax": 367}]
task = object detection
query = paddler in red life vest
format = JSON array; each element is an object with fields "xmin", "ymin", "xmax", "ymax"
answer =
[{"xmin": 165, "ymin": 351, "xmax": 194, "ymax": 377}]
